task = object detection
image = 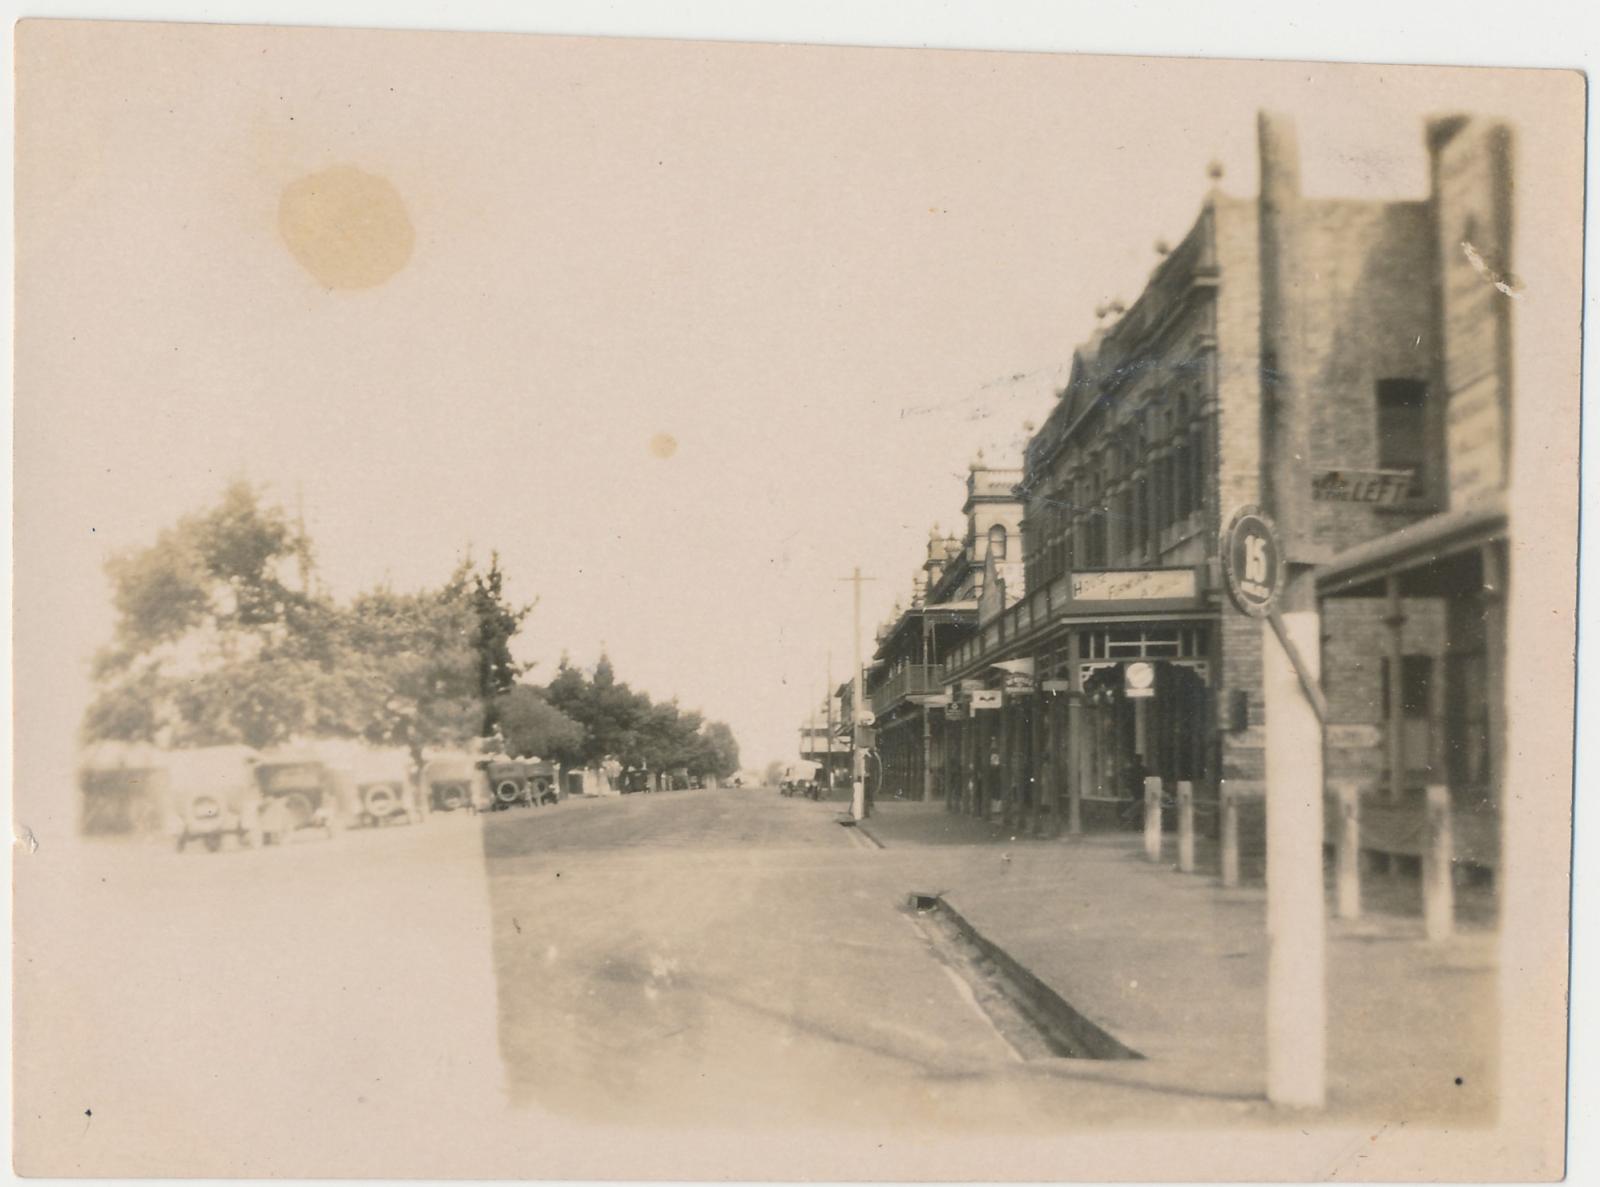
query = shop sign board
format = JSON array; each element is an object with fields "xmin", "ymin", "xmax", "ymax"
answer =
[
  {"xmin": 1124, "ymin": 661, "xmax": 1156, "ymax": 699},
  {"xmin": 1310, "ymin": 470, "xmax": 1415, "ymax": 505},
  {"xmin": 1041, "ymin": 679, "xmax": 1073, "ymax": 694},
  {"xmin": 1071, "ymin": 569, "xmax": 1196, "ymax": 602},
  {"xmin": 970, "ymin": 690, "xmax": 1003, "ymax": 712}
]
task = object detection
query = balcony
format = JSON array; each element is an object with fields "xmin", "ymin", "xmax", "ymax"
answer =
[{"xmin": 871, "ymin": 664, "xmax": 943, "ymax": 716}]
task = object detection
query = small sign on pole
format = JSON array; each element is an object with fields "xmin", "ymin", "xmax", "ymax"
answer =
[
  {"xmin": 1124, "ymin": 661, "xmax": 1156, "ymax": 699},
  {"xmin": 1222, "ymin": 506, "xmax": 1283, "ymax": 618}
]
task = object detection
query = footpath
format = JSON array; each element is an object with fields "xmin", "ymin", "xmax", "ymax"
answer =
[{"xmin": 855, "ymin": 801, "xmax": 1498, "ymax": 1124}]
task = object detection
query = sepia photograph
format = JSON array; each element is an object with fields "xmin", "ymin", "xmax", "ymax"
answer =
[{"xmin": 9, "ymin": 9, "xmax": 1588, "ymax": 1182}]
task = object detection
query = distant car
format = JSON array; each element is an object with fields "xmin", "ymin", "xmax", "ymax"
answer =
[
  {"xmin": 174, "ymin": 790, "xmax": 246, "ymax": 853},
  {"xmin": 481, "ymin": 759, "xmax": 558, "ymax": 809},
  {"xmin": 353, "ymin": 777, "xmax": 415, "ymax": 828},
  {"xmin": 251, "ymin": 759, "xmax": 336, "ymax": 843}
]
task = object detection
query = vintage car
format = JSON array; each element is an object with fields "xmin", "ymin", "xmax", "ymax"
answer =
[
  {"xmin": 250, "ymin": 756, "xmax": 336, "ymax": 844},
  {"xmin": 525, "ymin": 761, "xmax": 560, "ymax": 805},
  {"xmin": 422, "ymin": 755, "xmax": 481, "ymax": 813},
  {"xmin": 482, "ymin": 759, "xmax": 534, "ymax": 810},
  {"xmin": 175, "ymin": 790, "xmax": 248, "ymax": 853},
  {"xmin": 163, "ymin": 745, "xmax": 261, "ymax": 854}
]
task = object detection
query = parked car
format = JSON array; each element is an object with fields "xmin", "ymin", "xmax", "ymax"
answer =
[
  {"xmin": 175, "ymin": 790, "xmax": 248, "ymax": 853},
  {"xmin": 482, "ymin": 759, "xmax": 534, "ymax": 810},
  {"xmin": 524, "ymin": 761, "xmax": 560, "ymax": 805},
  {"xmin": 251, "ymin": 756, "xmax": 336, "ymax": 843},
  {"xmin": 422, "ymin": 755, "xmax": 480, "ymax": 813}
]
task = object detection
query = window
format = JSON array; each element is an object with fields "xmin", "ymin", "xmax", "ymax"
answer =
[
  {"xmin": 987, "ymin": 524, "xmax": 1008, "ymax": 561},
  {"xmin": 1380, "ymin": 653, "xmax": 1436, "ymax": 786},
  {"xmin": 1377, "ymin": 379, "xmax": 1427, "ymax": 498}
]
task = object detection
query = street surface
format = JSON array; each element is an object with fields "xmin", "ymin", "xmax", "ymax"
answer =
[{"xmin": 20, "ymin": 785, "xmax": 1440, "ymax": 1179}]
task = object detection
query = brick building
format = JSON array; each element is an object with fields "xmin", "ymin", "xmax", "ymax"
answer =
[
  {"xmin": 931, "ymin": 112, "xmax": 1509, "ymax": 882},
  {"xmin": 864, "ymin": 455, "xmax": 1025, "ymax": 803}
]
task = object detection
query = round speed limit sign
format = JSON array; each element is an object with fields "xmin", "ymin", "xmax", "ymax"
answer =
[{"xmin": 1223, "ymin": 506, "xmax": 1283, "ymax": 618}]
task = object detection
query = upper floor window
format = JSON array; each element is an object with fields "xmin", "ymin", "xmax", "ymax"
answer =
[
  {"xmin": 1376, "ymin": 379, "xmax": 1427, "ymax": 498},
  {"xmin": 987, "ymin": 523, "xmax": 1008, "ymax": 561}
]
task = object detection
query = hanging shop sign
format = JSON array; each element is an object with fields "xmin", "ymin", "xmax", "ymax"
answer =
[
  {"xmin": 1041, "ymin": 679, "xmax": 1073, "ymax": 694},
  {"xmin": 1310, "ymin": 469, "xmax": 1415, "ymax": 505},
  {"xmin": 1124, "ymin": 661, "xmax": 1157, "ymax": 699},
  {"xmin": 1002, "ymin": 672, "xmax": 1035, "ymax": 694},
  {"xmin": 946, "ymin": 701, "xmax": 966, "ymax": 721},
  {"xmin": 970, "ymin": 689, "xmax": 1003, "ymax": 712},
  {"xmin": 1222, "ymin": 505, "xmax": 1283, "ymax": 618}
]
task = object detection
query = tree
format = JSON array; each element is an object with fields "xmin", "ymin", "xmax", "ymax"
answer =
[
  {"xmin": 544, "ymin": 653, "xmax": 646, "ymax": 767},
  {"xmin": 340, "ymin": 564, "xmax": 481, "ymax": 779},
  {"xmin": 494, "ymin": 685, "xmax": 585, "ymax": 765},
  {"xmin": 84, "ymin": 481, "xmax": 341, "ymax": 750},
  {"xmin": 470, "ymin": 552, "xmax": 535, "ymax": 735},
  {"xmin": 694, "ymin": 721, "xmax": 741, "ymax": 780},
  {"xmin": 763, "ymin": 760, "xmax": 786, "ymax": 787}
]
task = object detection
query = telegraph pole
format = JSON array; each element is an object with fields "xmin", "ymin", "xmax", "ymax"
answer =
[
  {"xmin": 825, "ymin": 650, "xmax": 835, "ymax": 793},
  {"xmin": 839, "ymin": 568, "xmax": 875, "ymax": 821}
]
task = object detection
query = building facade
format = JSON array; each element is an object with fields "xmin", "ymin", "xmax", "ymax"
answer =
[
  {"xmin": 926, "ymin": 113, "xmax": 1510, "ymax": 885},
  {"xmin": 865, "ymin": 456, "xmax": 1025, "ymax": 802}
]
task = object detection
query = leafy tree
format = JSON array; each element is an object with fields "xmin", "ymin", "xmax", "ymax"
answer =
[
  {"xmin": 694, "ymin": 721, "xmax": 741, "ymax": 780},
  {"xmin": 471, "ymin": 552, "xmax": 535, "ymax": 735},
  {"xmin": 84, "ymin": 481, "xmax": 340, "ymax": 749},
  {"xmin": 340, "ymin": 564, "xmax": 481, "ymax": 779},
  {"xmin": 494, "ymin": 685, "xmax": 585, "ymax": 765},
  {"xmin": 545, "ymin": 653, "xmax": 646, "ymax": 767}
]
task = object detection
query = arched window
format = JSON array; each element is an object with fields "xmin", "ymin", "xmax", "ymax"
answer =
[{"xmin": 987, "ymin": 523, "xmax": 1008, "ymax": 561}]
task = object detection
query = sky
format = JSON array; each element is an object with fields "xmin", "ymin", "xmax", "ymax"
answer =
[{"xmin": 13, "ymin": 19, "xmax": 1577, "ymax": 784}]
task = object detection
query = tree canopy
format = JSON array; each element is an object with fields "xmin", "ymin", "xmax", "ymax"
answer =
[{"xmin": 84, "ymin": 483, "xmax": 743, "ymax": 782}]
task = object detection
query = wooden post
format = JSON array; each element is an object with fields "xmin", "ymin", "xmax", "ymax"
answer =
[
  {"xmin": 1144, "ymin": 775, "xmax": 1163, "ymax": 862},
  {"xmin": 1177, "ymin": 780, "xmax": 1195, "ymax": 873},
  {"xmin": 1066, "ymin": 694, "xmax": 1084, "ymax": 835},
  {"xmin": 1423, "ymin": 782, "xmax": 1455, "ymax": 941},
  {"xmin": 1220, "ymin": 783, "xmax": 1240, "ymax": 887},
  {"xmin": 1385, "ymin": 575, "xmax": 1406, "ymax": 804},
  {"xmin": 1335, "ymin": 781, "xmax": 1362, "ymax": 920}
]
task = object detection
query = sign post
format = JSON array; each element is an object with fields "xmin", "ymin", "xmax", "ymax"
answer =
[{"xmin": 1224, "ymin": 504, "xmax": 1326, "ymax": 1110}]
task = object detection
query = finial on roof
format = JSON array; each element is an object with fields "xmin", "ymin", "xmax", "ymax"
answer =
[
  {"xmin": 1022, "ymin": 420, "xmax": 1035, "ymax": 433},
  {"xmin": 1207, "ymin": 159, "xmax": 1225, "ymax": 182},
  {"xmin": 1109, "ymin": 298, "xmax": 1127, "ymax": 315},
  {"xmin": 1094, "ymin": 303, "xmax": 1109, "ymax": 320},
  {"xmin": 1154, "ymin": 238, "xmax": 1171, "ymax": 255},
  {"xmin": 970, "ymin": 447, "xmax": 985, "ymax": 471},
  {"xmin": 930, "ymin": 524, "xmax": 942, "ymax": 541}
]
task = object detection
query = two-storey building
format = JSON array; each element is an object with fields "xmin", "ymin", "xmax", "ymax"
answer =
[{"xmin": 938, "ymin": 113, "xmax": 1489, "ymax": 869}]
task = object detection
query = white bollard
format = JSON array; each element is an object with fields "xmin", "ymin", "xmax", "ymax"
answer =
[
  {"xmin": 1177, "ymin": 780, "xmax": 1195, "ymax": 873},
  {"xmin": 1144, "ymin": 775, "xmax": 1164, "ymax": 863},
  {"xmin": 1220, "ymin": 784, "xmax": 1240, "ymax": 888},
  {"xmin": 1423, "ymin": 783, "xmax": 1455, "ymax": 941},
  {"xmin": 1335, "ymin": 781, "xmax": 1361, "ymax": 921}
]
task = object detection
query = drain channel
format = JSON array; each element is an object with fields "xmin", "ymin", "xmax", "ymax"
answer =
[{"xmin": 907, "ymin": 892, "xmax": 1142, "ymax": 1062}]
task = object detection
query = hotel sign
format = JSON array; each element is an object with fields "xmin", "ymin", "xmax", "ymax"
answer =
[
  {"xmin": 1311, "ymin": 469, "xmax": 1414, "ymax": 505},
  {"xmin": 1071, "ymin": 569, "xmax": 1197, "ymax": 602},
  {"xmin": 1222, "ymin": 506, "xmax": 1282, "ymax": 618}
]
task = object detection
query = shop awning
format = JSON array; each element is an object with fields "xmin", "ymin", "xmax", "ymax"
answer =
[{"xmin": 1317, "ymin": 494, "xmax": 1507, "ymax": 598}]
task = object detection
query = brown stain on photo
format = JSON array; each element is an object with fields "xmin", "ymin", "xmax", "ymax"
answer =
[
  {"xmin": 279, "ymin": 165, "xmax": 415, "ymax": 289},
  {"xmin": 649, "ymin": 433, "xmax": 678, "ymax": 460}
]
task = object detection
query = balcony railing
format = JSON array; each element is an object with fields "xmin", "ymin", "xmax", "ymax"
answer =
[
  {"xmin": 871, "ymin": 664, "xmax": 943, "ymax": 716},
  {"xmin": 942, "ymin": 565, "xmax": 1206, "ymax": 678}
]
